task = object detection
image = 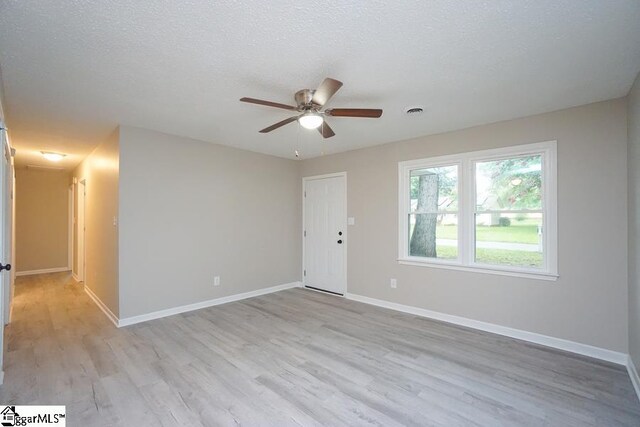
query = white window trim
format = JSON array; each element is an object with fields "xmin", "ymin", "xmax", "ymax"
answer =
[{"xmin": 398, "ymin": 141, "xmax": 558, "ymax": 281}]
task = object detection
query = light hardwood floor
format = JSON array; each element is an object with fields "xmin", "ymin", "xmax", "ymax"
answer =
[{"xmin": 1, "ymin": 272, "xmax": 638, "ymax": 426}]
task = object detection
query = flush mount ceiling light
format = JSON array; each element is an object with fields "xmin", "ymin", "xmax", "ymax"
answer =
[
  {"xmin": 41, "ymin": 151, "xmax": 66, "ymax": 162},
  {"xmin": 298, "ymin": 112, "xmax": 324, "ymax": 130}
]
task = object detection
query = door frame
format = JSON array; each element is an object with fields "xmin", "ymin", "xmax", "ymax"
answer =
[
  {"xmin": 302, "ymin": 172, "xmax": 348, "ymax": 295},
  {"xmin": 68, "ymin": 184, "xmax": 73, "ymax": 272}
]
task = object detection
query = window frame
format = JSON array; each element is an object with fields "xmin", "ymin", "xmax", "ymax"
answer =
[{"xmin": 398, "ymin": 141, "xmax": 558, "ymax": 281}]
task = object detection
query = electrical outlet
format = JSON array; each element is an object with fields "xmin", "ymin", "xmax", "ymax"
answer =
[
  {"xmin": 214, "ymin": 276, "xmax": 220, "ymax": 286},
  {"xmin": 390, "ymin": 278, "xmax": 397, "ymax": 289}
]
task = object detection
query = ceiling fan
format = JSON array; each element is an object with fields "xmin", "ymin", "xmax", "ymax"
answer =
[{"xmin": 240, "ymin": 78, "xmax": 383, "ymax": 138}]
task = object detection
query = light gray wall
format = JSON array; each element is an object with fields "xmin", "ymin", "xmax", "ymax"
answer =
[
  {"xmin": 301, "ymin": 99, "xmax": 628, "ymax": 352},
  {"xmin": 73, "ymin": 129, "xmax": 120, "ymax": 316},
  {"xmin": 118, "ymin": 126, "xmax": 301, "ymax": 319},
  {"xmin": 629, "ymin": 72, "xmax": 640, "ymax": 367}
]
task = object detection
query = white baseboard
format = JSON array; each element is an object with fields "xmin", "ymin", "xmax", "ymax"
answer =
[
  {"xmin": 83, "ymin": 285, "xmax": 119, "ymax": 328},
  {"xmin": 16, "ymin": 267, "xmax": 71, "ymax": 277},
  {"xmin": 116, "ymin": 281, "xmax": 303, "ymax": 327},
  {"xmin": 345, "ymin": 292, "xmax": 627, "ymax": 366},
  {"xmin": 628, "ymin": 356, "xmax": 640, "ymax": 403}
]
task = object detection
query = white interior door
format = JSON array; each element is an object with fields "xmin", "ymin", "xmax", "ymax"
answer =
[
  {"xmin": 0, "ymin": 127, "xmax": 8, "ymax": 379},
  {"xmin": 2, "ymin": 139, "xmax": 12, "ymax": 325},
  {"xmin": 303, "ymin": 174, "xmax": 347, "ymax": 295},
  {"xmin": 76, "ymin": 180, "xmax": 86, "ymax": 282}
]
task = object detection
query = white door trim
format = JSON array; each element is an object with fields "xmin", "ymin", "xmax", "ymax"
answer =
[
  {"xmin": 302, "ymin": 172, "xmax": 348, "ymax": 295},
  {"xmin": 68, "ymin": 185, "xmax": 73, "ymax": 271}
]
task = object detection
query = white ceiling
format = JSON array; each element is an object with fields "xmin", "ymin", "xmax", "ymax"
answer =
[{"xmin": 1, "ymin": 1, "xmax": 639, "ymax": 169}]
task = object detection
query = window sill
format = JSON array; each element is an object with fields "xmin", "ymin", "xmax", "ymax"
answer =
[{"xmin": 397, "ymin": 258, "xmax": 558, "ymax": 281}]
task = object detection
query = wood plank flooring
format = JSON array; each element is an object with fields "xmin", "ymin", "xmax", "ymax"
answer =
[{"xmin": 1, "ymin": 272, "xmax": 639, "ymax": 426}]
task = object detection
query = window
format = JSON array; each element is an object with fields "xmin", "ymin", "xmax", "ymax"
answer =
[
  {"xmin": 398, "ymin": 141, "xmax": 557, "ymax": 280},
  {"xmin": 409, "ymin": 165, "xmax": 459, "ymax": 260}
]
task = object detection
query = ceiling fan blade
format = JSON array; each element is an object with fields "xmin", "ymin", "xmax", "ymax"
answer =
[
  {"xmin": 311, "ymin": 78, "xmax": 343, "ymax": 106},
  {"xmin": 240, "ymin": 97, "xmax": 298, "ymax": 111},
  {"xmin": 259, "ymin": 116, "xmax": 299, "ymax": 133},
  {"xmin": 317, "ymin": 121, "xmax": 335, "ymax": 138},
  {"xmin": 325, "ymin": 108, "xmax": 383, "ymax": 118}
]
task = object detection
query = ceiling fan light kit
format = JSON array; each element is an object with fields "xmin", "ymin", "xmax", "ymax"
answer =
[
  {"xmin": 298, "ymin": 112, "xmax": 323, "ymax": 129},
  {"xmin": 240, "ymin": 77, "xmax": 383, "ymax": 139}
]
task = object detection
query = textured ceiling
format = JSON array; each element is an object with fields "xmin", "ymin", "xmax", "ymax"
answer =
[{"xmin": 1, "ymin": 1, "xmax": 640, "ymax": 169}]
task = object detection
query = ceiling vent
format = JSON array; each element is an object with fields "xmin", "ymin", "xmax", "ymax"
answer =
[{"xmin": 404, "ymin": 106, "xmax": 424, "ymax": 116}]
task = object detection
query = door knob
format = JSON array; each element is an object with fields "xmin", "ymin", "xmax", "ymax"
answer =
[
  {"xmin": 0, "ymin": 263, "xmax": 11, "ymax": 271},
  {"xmin": 337, "ymin": 240, "xmax": 343, "ymax": 244}
]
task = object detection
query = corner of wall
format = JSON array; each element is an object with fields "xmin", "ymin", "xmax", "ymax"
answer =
[
  {"xmin": 72, "ymin": 127, "xmax": 120, "ymax": 318},
  {"xmin": 628, "ymin": 70, "xmax": 640, "ymax": 369},
  {"xmin": 0, "ymin": 63, "xmax": 7, "ymax": 125}
]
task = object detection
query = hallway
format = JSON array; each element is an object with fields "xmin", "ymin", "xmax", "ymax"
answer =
[{"xmin": 0, "ymin": 273, "xmax": 121, "ymax": 424}]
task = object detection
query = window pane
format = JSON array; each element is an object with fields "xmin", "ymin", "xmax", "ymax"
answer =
[
  {"xmin": 476, "ymin": 155, "xmax": 542, "ymax": 211},
  {"xmin": 409, "ymin": 213, "xmax": 458, "ymax": 260},
  {"xmin": 474, "ymin": 213, "xmax": 543, "ymax": 268},
  {"xmin": 410, "ymin": 165, "xmax": 458, "ymax": 212}
]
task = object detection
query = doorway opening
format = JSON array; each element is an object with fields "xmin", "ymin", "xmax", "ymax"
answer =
[{"xmin": 74, "ymin": 179, "xmax": 86, "ymax": 283}]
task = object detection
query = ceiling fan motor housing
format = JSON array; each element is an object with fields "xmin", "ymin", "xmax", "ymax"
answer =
[{"xmin": 295, "ymin": 89, "xmax": 318, "ymax": 109}]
